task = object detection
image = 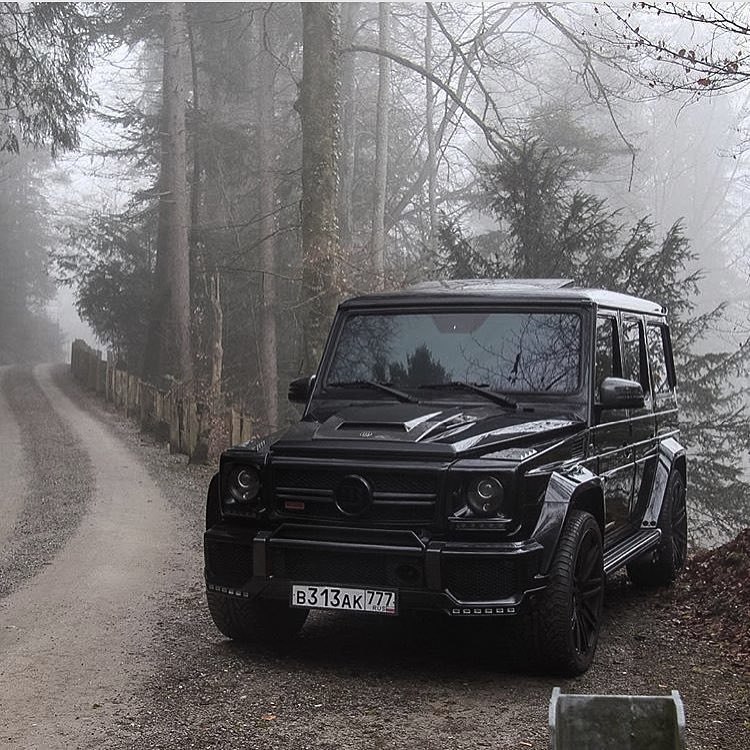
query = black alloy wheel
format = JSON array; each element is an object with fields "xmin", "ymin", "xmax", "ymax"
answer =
[
  {"xmin": 571, "ymin": 522, "xmax": 605, "ymax": 656},
  {"xmin": 668, "ymin": 473, "xmax": 688, "ymax": 571},
  {"xmin": 529, "ymin": 509, "xmax": 605, "ymax": 676}
]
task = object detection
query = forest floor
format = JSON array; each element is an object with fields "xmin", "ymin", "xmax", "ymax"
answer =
[{"xmin": 0, "ymin": 363, "xmax": 747, "ymax": 749}]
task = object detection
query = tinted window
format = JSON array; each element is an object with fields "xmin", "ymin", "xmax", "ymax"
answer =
[
  {"xmin": 622, "ymin": 317, "xmax": 649, "ymax": 391},
  {"xmin": 647, "ymin": 324, "xmax": 671, "ymax": 394},
  {"xmin": 326, "ymin": 311, "xmax": 582, "ymax": 394},
  {"xmin": 594, "ymin": 316, "xmax": 617, "ymax": 392}
]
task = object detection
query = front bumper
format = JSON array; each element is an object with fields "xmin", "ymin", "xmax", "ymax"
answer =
[{"xmin": 204, "ymin": 523, "xmax": 547, "ymax": 616}]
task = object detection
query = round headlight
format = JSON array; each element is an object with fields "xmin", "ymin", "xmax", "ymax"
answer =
[
  {"xmin": 467, "ymin": 476, "xmax": 504, "ymax": 517},
  {"xmin": 229, "ymin": 466, "xmax": 261, "ymax": 503}
]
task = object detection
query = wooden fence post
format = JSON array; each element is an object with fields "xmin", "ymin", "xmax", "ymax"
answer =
[{"xmin": 69, "ymin": 339, "xmax": 262, "ymax": 463}]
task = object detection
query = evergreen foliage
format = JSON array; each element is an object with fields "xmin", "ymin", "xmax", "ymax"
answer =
[
  {"xmin": 43, "ymin": 3, "xmax": 750, "ymax": 535},
  {"xmin": 0, "ymin": 3, "xmax": 97, "ymax": 154},
  {"xmin": 59, "ymin": 210, "xmax": 153, "ymax": 370},
  {"xmin": 436, "ymin": 216, "xmax": 494, "ymax": 279},
  {"xmin": 0, "ymin": 151, "xmax": 61, "ymax": 363},
  {"xmin": 438, "ymin": 137, "xmax": 750, "ymax": 533}
]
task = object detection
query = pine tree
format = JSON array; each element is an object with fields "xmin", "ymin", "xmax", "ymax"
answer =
[
  {"xmin": 0, "ymin": 3, "xmax": 96, "ymax": 154},
  {"xmin": 439, "ymin": 138, "xmax": 750, "ymax": 535},
  {"xmin": 0, "ymin": 151, "xmax": 60, "ymax": 362}
]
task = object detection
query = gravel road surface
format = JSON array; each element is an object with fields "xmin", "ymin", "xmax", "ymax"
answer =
[
  {"xmin": 0, "ymin": 364, "xmax": 747, "ymax": 749},
  {"xmin": 0, "ymin": 365, "xmax": 26, "ymax": 553},
  {"xmin": 0, "ymin": 364, "xmax": 191, "ymax": 748}
]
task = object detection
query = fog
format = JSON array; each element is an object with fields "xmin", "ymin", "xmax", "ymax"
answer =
[{"xmin": 1, "ymin": 1, "xmax": 749, "ymax": 529}]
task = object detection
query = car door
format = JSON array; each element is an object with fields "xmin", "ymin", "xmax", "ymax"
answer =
[
  {"xmin": 626, "ymin": 319, "xmax": 679, "ymax": 522},
  {"xmin": 646, "ymin": 320, "xmax": 679, "ymax": 438},
  {"xmin": 590, "ymin": 312, "xmax": 634, "ymax": 544},
  {"xmin": 621, "ymin": 314, "xmax": 657, "ymax": 528}
]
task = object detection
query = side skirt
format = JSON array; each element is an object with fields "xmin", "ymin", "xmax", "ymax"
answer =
[{"xmin": 603, "ymin": 529, "xmax": 661, "ymax": 576}]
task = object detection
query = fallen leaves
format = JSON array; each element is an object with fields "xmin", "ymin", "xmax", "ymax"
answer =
[{"xmin": 667, "ymin": 528, "xmax": 750, "ymax": 671}]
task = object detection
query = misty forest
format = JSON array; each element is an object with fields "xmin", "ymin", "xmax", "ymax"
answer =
[{"xmin": 2, "ymin": 1, "xmax": 750, "ymax": 541}]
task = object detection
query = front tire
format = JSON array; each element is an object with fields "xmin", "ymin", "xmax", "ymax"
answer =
[
  {"xmin": 627, "ymin": 470, "xmax": 687, "ymax": 588},
  {"xmin": 528, "ymin": 509, "xmax": 604, "ymax": 676},
  {"xmin": 207, "ymin": 591, "xmax": 308, "ymax": 646}
]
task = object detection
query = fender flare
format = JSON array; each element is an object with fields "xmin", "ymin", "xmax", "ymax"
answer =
[
  {"xmin": 641, "ymin": 437, "xmax": 686, "ymax": 529},
  {"xmin": 531, "ymin": 466, "xmax": 605, "ymax": 575}
]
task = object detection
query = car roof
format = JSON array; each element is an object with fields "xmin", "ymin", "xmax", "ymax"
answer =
[{"xmin": 340, "ymin": 278, "xmax": 666, "ymax": 316}]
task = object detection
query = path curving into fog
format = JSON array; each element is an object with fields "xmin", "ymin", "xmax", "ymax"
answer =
[{"xmin": 0, "ymin": 364, "xmax": 189, "ymax": 749}]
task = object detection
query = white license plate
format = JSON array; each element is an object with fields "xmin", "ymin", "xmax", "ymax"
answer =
[{"xmin": 291, "ymin": 584, "xmax": 397, "ymax": 615}]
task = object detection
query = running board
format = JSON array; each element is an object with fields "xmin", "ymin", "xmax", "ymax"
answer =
[{"xmin": 603, "ymin": 529, "xmax": 662, "ymax": 576}]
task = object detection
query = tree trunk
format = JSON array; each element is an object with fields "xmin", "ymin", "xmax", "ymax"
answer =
[
  {"xmin": 299, "ymin": 3, "xmax": 340, "ymax": 374},
  {"xmin": 425, "ymin": 8, "xmax": 438, "ymax": 257},
  {"xmin": 338, "ymin": 2, "xmax": 357, "ymax": 258},
  {"xmin": 257, "ymin": 36, "xmax": 279, "ymax": 431},
  {"xmin": 370, "ymin": 2, "xmax": 390, "ymax": 290},
  {"xmin": 143, "ymin": 2, "xmax": 194, "ymax": 387}
]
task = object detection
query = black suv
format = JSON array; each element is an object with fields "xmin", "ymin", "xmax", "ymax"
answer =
[{"xmin": 204, "ymin": 279, "xmax": 687, "ymax": 675}]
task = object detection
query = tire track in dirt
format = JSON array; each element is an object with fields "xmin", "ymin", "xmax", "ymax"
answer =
[{"xmin": 0, "ymin": 364, "xmax": 192, "ymax": 749}]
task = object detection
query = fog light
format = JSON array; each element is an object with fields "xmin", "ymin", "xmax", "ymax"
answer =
[{"xmin": 467, "ymin": 476, "xmax": 504, "ymax": 517}]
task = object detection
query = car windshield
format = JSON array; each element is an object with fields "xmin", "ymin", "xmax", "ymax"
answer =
[{"xmin": 325, "ymin": 310, "xmax": 582, "ymax": 395}]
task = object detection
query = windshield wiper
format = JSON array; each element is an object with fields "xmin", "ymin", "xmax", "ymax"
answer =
[
  {"xmin": 418, "ymin": 382, "xmax": 517, "ymax": 409},
  {"xmin": 326, "ymin": 380, "xmax": 419, "ymax": 404}
]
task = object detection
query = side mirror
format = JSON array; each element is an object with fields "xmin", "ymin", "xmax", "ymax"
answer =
[
  {"xmin": 599, "ymin": 377, "xmax": 645, "ymax": 410},
  {"xmin": 288, "ymin": 375, "xmax": 315, "ymax": 404}
]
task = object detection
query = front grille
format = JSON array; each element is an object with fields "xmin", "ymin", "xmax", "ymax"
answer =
[
  {"xmin": 205, "ymin": 539, "xmax": 253, "ymax": 586},
  {"xmin": 271, "ymin": 547, "xmax": 424, "ymax": 588},
  {"xmin": 273, "ymin": 465, "xmax": 439, "ymax": 525},
  {"xmin": 444, "ymin": 556, "xmax": 520, "ymax": 602}
]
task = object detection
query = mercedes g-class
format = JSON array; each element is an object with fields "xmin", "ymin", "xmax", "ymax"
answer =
[{"xmin": 204, "ymin": 279, "xmax": 687, "ymax": 675}]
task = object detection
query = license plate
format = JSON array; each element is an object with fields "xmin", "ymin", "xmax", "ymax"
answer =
[{"xmin": 291, "ymin": 584, "xmax": 397, "ymax": 615}]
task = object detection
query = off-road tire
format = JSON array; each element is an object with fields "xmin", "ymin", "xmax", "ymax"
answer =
[
  {"xmin": 207, "ymin": 590, "xmax": 308, "ymax": 645},
  {"xmin": 627, "ymin": 470, "xmax": 687, "ymax": 588},
  {"xmin": 528, "ymin": 509, "xmax": 604, "ymax": 676}
]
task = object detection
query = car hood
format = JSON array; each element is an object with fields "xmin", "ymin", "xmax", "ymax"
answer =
[{"xmin": 270, "ymin": 402, "xmax": 584, "ymax": 457}]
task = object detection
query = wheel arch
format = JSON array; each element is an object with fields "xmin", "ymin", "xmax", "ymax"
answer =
[
  {"xmin": 570, "ymin": 486, "xmax": 605, "ymax": 535},
  {"xmin": 531, "ymin": 467, "xmax": 604, "ymax": 575},
  {"xmin": 673, "ymin": 452, "xmax": 687, "ymax": 485},
  {"xmin": 642, "ymin": 437, "xmax": 686, "ymax": 528}
]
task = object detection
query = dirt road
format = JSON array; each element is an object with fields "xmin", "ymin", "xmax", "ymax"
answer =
[
  {"xmin": 0, "ymin": 366, "xmax": 26, "ymax": 554},
  {"xmin": 0, "ymin": 364, "xmax": 194, "ymax": 749},
  {"xmin": 0, "ymin": 364, "xmax": 747, "ymax": 749}
]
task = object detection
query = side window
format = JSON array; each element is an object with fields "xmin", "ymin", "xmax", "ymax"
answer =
[
  {"xmin": 646, "ymin": 324, "xmax": 671, "ymax": 394},
  {"xmin": 621, "ymin": 317, "xmax": 649, "ymax": 393},
  {"xmin": 594, "ymin": 316, "xmax": 617, "ymax": 395}
]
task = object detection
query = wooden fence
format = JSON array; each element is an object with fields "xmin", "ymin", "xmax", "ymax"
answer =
[{"xmin": 70, "ymin": 340, "xmax": 255, "ymax": 461}]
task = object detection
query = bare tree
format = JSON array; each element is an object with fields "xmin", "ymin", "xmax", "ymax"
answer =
[
  {"xmin": 338, "ymin": 2, "xmax": 358, "ymax": 257},
  {"xmin": 143, "ymin": 2, "xmax": 193, "ymax": 386},
  {"xmin": 604, "ymin": 2, "xmax": 750, "ymax": 92},
  {"xmin": 299, "ymin": 3, "xmax": 340, "ymax": 373},
  {"xmin": 424, "ymin": 6, "xmax": 438, "ymax": 257},
  {"xmin": 257, "ymin": 26, "xmax": 279, "ymax": 431},
  {"xmin": 370, "ymin": 2, "xmax": 390, "ymax": 289}
]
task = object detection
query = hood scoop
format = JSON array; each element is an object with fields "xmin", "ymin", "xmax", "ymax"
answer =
[
  {"xmin": 337, "ymin": 421, "xmax": 407, "ymax": 433},
  {"xmin": 335, "ymin": 410, "xmax": 443, "ymax": 435}
]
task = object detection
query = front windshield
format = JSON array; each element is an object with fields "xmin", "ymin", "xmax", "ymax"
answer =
[{"xmin": 325, "ymin": 310, "xmax": 582, "ymax": 395}]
